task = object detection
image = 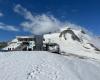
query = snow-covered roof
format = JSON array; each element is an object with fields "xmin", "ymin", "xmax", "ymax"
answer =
[{"xmin": 16, "ymin": 35, "xmax": 34, "ymax": 38}]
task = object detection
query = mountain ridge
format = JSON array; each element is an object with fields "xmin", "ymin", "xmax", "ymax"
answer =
[{"xmin": 44, "ymin": 27, "xmax": 100, "ymax": 60}]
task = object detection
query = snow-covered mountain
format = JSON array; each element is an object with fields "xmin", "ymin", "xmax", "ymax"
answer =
[{"xmin": 44, "ymin": 27, "xmax": 100, "ymax": 60}]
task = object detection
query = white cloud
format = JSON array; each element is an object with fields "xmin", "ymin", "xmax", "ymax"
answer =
[
  {"xmin": 0, "ymin": 22, "xmax": 19, "ymax": 31},
  {"xmin": 20, "ymin": 14, "xmax": 62, "ymax": 34},
  {"xmin": 14, "ymin": 4, "xmax": 91, "ymax": 35},
  {"xmin": 14, "ymin": 4, "xmax": 62, "ymax": 34},
  {"xmin": 0, "ymin": 12, "xmax": 3, "ymax": 17},
  {"xmin": 14, "ymin": 4, "xmax": 34, "ymax": 21},
  {"xmin": 13, "ymin": 4, "xmax": 96, "ymax": 36}
]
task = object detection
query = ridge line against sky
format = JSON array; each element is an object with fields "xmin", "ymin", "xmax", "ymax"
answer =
[{"xmin": 0, "ymin": 0, "xmax": 100, "ymax": 41}]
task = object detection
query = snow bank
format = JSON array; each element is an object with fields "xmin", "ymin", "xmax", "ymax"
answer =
[{"xmin": 0, "ymin": 51, "xmax": 100, "ymax": 80}]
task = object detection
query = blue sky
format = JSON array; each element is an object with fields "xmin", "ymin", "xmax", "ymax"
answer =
[{"xmin": 0, "ymin": 0, "xmax": 100, "ymax": 41}]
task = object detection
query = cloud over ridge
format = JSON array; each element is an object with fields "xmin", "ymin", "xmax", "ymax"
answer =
[
  {"xmin": 14, "ymin": 4, "xmax": 65, "ymax": 34},
  {"xmin": 13, "ymin": 4, "xmax": 97, "ymax": 37}
]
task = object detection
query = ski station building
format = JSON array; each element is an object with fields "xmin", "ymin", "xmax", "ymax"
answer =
[{"xmin": 3, "ymin": 35, "xmax": 60, "ymax": 53}]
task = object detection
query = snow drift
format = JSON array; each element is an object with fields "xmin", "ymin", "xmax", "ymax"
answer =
[{"xmin": 0, "ymin": 51, "xmax": 100, "ymax": 80}]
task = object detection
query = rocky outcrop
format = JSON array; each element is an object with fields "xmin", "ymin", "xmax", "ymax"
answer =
[
  {"xmin": 59, "ymin": 29, "xmax": 81, "ymax": 42},
  {"xmin": 88, "ymin": 43, "xmax": 100, "ymax": 51},
  {"xmin": 81, "ymin": 30, "xmax": 86, "ymax": 34}
]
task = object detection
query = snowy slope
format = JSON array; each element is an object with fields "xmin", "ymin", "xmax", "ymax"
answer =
[
  {"xmin": 3, "ymin": 38, "xmax": 21, "ymax": 50},
  {"xmin": 0, "ymin": 51, "xmax": 100, "ymax": 80},
  {"xmin": 44, "ymin": 27, "xmax": 100, "ymax": 60}
]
